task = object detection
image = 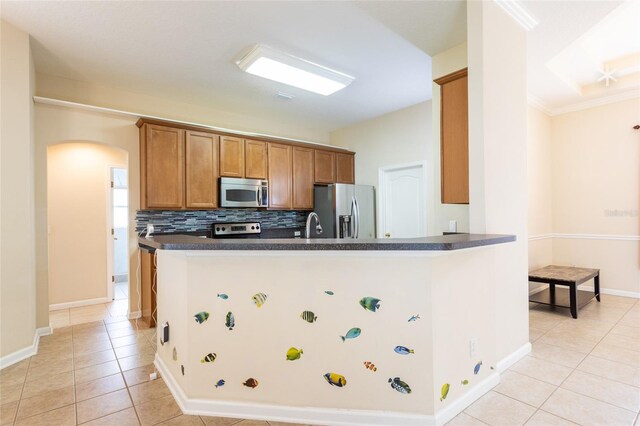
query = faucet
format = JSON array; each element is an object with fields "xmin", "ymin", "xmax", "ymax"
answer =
[{"xmin": 305, "ymin": 212, "xmax": 323, "ymax": 239}]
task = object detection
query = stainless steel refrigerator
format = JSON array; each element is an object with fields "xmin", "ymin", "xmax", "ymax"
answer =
[{"xmin": 313, "ymin": 184, "xmax": 375, "ymax": 239}]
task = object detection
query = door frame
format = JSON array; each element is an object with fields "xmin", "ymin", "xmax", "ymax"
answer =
[
  {"xmin": 106, "ymin": 165, "xmax": 128, "ymax": 301},
  {"xmin": 377, "ymin": 161, "xmax": 428, "ymax": 239}
]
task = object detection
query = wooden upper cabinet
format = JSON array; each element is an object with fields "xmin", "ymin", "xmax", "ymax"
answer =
[
  {"xmin": 185, "ymin": 130, "xmax": 219, "ymax": 209},
  {"xmin": 292, "ymin": 147, "xmax": 314, "ymax": 210},
  {"xmin": 143, "ymin": 124, "xmax": 184, "ymax": 209},
  {"xmin": 268, "ymin": 143, "xmax": 292, "ymax": 210},
  {"xmin": 335, "ymin": 153, "xmax": 355, "ymax": 184},
  {"xmin": 245, "ymin": 140, "xmax": 268, "ymax": 179},
  {"xmin": 219, "ymin": 136, "xmax": 245, "ymax": 177},
  {"xmin": 314, "ymin": 150, "xmax": 336, "ymax": 184},
  {"xmin": 435, "ymin": 68, "xmax": 469, "ymax": 204}
]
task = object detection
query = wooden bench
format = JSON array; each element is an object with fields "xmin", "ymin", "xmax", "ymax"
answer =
[{"xmin": 528, "ymin": 265, "xmax": 600, "ymax": 319}]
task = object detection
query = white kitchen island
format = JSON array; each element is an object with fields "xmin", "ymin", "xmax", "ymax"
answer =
[{"xmin": 143, "ymin": 234, "xmax": 516, "ymax": 425}]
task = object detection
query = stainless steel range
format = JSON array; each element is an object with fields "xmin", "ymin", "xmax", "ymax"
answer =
[{"xmin": 212, "ymin": 222, "xmax": 261, "ymax": 239}]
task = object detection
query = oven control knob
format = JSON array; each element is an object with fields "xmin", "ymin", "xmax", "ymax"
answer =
[
  {"xmin": 256, "ymin": 225, "xmax": 260, "ymax": 229},
  {"xmin": 216, "ymin": 227, "xmax": 220, "ymax": 232},
  {"xmin": 251, "ymin": 226, "xmax": 255, "ymax": 230},
  {"xmin": 222, "ymin": 227, "xmax": 226, "ymax": 231}
]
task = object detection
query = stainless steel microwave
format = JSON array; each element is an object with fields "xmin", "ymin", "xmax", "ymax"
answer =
[{"xmin": 220, "ymin": 177, "xmax": 268, "ymax": 208}]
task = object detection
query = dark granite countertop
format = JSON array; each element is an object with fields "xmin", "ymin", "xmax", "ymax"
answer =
[{"xmin": 138, "ymin": 233, "xmax": 515, "ymax": 251}]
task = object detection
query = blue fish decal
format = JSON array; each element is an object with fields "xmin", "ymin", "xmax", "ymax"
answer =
[
  {"xmin": 217, "ymin": 293, "xmax": 229, "ymax": 300},
  {"xmin": 474, "ymin": 361, "xmax": 482, "ymax": 375},
  {"xmin": 394, "ymin": 346, "xmax": 415, "ymax": 355},
  {"xmin": 408, "ymin": 314, "xmax": 420, "ymax": 322},
  {"xmin": 359, "ymin": 297, "xmax": 381, "ymax": 312},
  {"xmin": 215, "ymin": 379, "xmax": 225, "ymax": 388},
  {"xmin": 340, "ymin": 327, "xmax": 361, "ymax": 342}
]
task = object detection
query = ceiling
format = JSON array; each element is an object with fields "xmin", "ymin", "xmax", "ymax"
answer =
[
  {"xmin": 1, "ymin": 1, "xmax": 466, "ymax": 135},
  {"xmin": 2, "ymin": 1, "xmax": 635, "ymax": 133}
]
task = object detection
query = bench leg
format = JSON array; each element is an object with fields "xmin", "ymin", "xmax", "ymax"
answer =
[
  {"xmin": 594, "ymin": 275, "xmax": 600, "ymax": 302},
  {"xmin": 569, "ymin": 283, "xmax": 578, "ymax": 319},
  {"xmin": 549, "ymin": 284, "xmax": 556, "ymax": 305}
]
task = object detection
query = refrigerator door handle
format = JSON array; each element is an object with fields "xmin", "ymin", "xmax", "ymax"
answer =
[{"xmin": 353, "ymin": 197, "xmax": 360, "ymax": 239}]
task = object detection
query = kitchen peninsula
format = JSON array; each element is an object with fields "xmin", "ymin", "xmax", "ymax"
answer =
[{"xmin": 144, "ymin": 234, "xmax": 515, "ymax": 425}]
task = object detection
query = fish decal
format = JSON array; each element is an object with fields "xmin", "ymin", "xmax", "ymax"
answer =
[
  {"xmin": 181, "ymin": 365, "xmax": 185, "ymax": 376},
  {"xmin": 194, "ymin": 311, "xmax": 209, "ymax": 324},
  {"xmin": 324, "ymin": 291, "xmax": 334, "ymax": 295},
  {"xmin": 225, "ymin": 311, "xmax": 235, "ymax": 330},
  {"xmin": 172, "ymin": 347, "xmax": 177, "ymax": 361},
  {"xmin": 252, "ymin": 292, "xmax": 268, "ymax": 308},
  {"xmin": 243, "ymin": 378, "xmax": 259, "ymax": 388},
  {"xmin": 201, "ymin": 353, "xmax": 217, "ymax": 363},
  {"xmin": 217, "ymin": 293, "xmax": 229, "ymax": 300},
  {"xmin": 440, "ymin": 383, "xmax": 450, "ymax": 401},
  {"xmin": 286, "ymin": 347, "xmax": 303, "ymax": 361},
  {"xmin": 474, "ymin": 361, "xmax": 482, "ymax": 375},
  {"xmin": 215, "ymin": 379, "xmax": 225, "ymax": 388},
  {"xmin": 363, "ymin": 361, "xmax": 377, "ymax": 372},
  {"xmin": 340, "ymin": 327, "xmax": 361, "ymax": 342},
  {"xmin": 359, "ymin": 297, "xmax": 381, "ymax": 312},
  {"xmin": 461, "ymin": 379, "xmax": 469, "ymax": 385},
  {"xmin": 394, "ymin": 346, "xmax": 415, "ymax": 355},
  {"xmin": 323, "ymin": 373, "xmax": 347, "ymax": 387},
  {"xmin": 300, "ymin": 311, "xmax": 317, "ymax": 323},
  {"xmin": 388, "ymin": 377, "xmax": 411, "ymax": 394},
  {"xmin": 408, "ymin": 314, "xmax": 420, "ymax": 322}
]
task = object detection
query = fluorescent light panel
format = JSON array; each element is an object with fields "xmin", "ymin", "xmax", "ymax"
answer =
[
  {"xmin": 237, "ymin": 45, "xmax": 354, "ymax": 96},
  {"xmin": 494, "ymin": 0, "xmax": 539, "ymax": 31}
]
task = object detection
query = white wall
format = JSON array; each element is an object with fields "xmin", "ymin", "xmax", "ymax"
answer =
[
  {"xmin": 432, "ymin": 43, "xmax": 470, "ymax": 235},
  {"xmin": 467, "ymin": 1, "xmax": 529, "ymax": 363},
  {"xmin": 47, "ymin": 143, "xmax": 127, "ymax": 306},
  {"xmin": 0, "ymin": 20, "xmax": 38, "ymax": 358},
  {"xmin": 551, "ymin": 98, "xmax": 640, "ymax": 297},
  {"xmin": 35, "ymin": 104, "xmax": 142, "ymax": 317},
  {"xmin": 330, "ymin": 101, "xmax": 432, "ymax": 235},
  {"xmin": 527, "ymin": 106, "xmax": 553, "ymax": 271}
]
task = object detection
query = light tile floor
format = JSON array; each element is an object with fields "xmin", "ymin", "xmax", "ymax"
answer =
[{"xmin": 1, "ymin": 294, "xmax": 638, "ymax": 425}]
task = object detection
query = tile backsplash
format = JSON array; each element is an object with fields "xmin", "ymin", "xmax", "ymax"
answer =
[{"xmin": 135, "ymin": 209, "xmax": 308, "ymax": 233}]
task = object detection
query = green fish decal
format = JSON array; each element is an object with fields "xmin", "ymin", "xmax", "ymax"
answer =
[
  {"xmin": 252, "ymin": 292, "xmax": 268, "ymax": 308},
  {"xmin": 324, "ymin": 291, "xmax": 334, "ymax": 295},
  {"xmin": 440, "ymin": 383, "xmax": 450, "ymax": 401},
  {"xmin": 201, "ymin": 353, "xmax": 217, "ymax": 363},
  {"xmin": 340, "ymin": 327, "xmax": 361, "ymax": 342},
  {"xmin": 461, "ymin": 379, "xmax": 469, "ymax": 386},
  {"xmin": 181, "ymin": 365, "xmax": 184, "ymax": 376},
  {"xmin": 474, "ymin": 361, "xmax": 482, "ymax": 375},
  {"xmin": 194, "ymin": 311, "xmax": 209, "ymax": 324},
  {"xmin": 286, "ymin": 347, "xmax": 303, "ymax": 361},
  {"xmin": 172, "ymin": 347, "xmax": 177, "ymax": 361},
  {"xmin": 323, "ymin": 373, "xmax": 347, "ymax": 387},
  {"xmin": 359, "ymin": 297, "xmax": 381, "ymax": 312},
  {"xmin": 300, "ymin": 311, "xmax": 317, "ymax": 323},
  {"xmin": 389, "ymin": 377, "xmax": 411, "ymax": 394},
  {"xmin": 225, "ymin": 311, "xmax": 235, "ymax": 330},
  {"xmin": 217, "ymin": 293, "xmax": 229, "ymax": 300}
]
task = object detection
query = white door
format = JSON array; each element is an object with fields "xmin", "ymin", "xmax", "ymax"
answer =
[
  {"xmin": 109, "ymin": 167, "xmax": 128, "ymax": 300},
  {"xmin": 379, "ymin": 162, "xmax": 426, "ymax": 238}
]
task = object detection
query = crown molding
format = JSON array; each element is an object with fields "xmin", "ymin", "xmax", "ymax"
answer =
[
  {"xmin": 493, "ymin": 0, "xmax": 538, "ymax": 31},
  {"xmin": 527, "ymin": 89, "xmax": 640, "ymax": 117}
]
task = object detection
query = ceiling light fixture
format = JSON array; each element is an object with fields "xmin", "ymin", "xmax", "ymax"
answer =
[
  {"xmin": 237, "ymin": 44, "xmax": 354, "ymax": 96},
  {"xmin": 493, "ymin": 0, "xmax": 539, "ymax": 31}
]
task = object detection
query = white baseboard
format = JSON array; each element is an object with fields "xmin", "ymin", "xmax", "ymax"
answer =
[
  {"xmin": 434, "ymin": 372, "xmax": 500, "ymax": 425},
  {"xmin": 128, "ymin": 310, "xmax": 141, "ymax": 319},
  {"xmin": 0, "ymin": 326, "xmax": 52, "ymax": 370},
  {"xmin": 497, "ymin": 342, "xmax": 531, "ymax": 373},
  {"xmin": 155, "ymin": 354, "xmax": 435, "ymax": 425},
  {"xmin": 580, "ymin": 286, "xmax": 640, "ymax": 299},
  {"xmin": 49, "ymin": 297, "xmax": 111, "ymax": 311}
]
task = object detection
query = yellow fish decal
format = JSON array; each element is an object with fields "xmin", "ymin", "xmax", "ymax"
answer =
[
  {"xmin": 440, "ymin": 383, "xmax": 450, "ymax": 401},
  {"xmin": 286, "ymin": 347, "xmax": 303, "ymax": 361},
  {"xmin": 252, "ymin": 292, "xmax": 268, "ymax": 307},
  {"xmin": 323, "ymin": 372, "xmax": 347, "ymax": 387}
]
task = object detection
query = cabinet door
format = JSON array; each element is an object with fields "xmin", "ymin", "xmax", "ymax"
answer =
[
  {"xmin": 245, "ymin": 140, "xmax": 268, "ymax": 179},
  {"xmin": 267, "ymin": 143, "xmax": 292, "ymax": 209},
  {"xmin": 140, "ymin": 250, "xmax": 156, "ymax": 327},
  {"xmin": 314, "ymin": 150, "xmax": 335, "ymax": 183},
  {"xmin": 292, "ymin": 147, "xmax": 314, "ymax": 210},
  {"xmin": 219, "ymin": 136, "xmax": 245, "ymax": 177},
  {"xmin": 437, "ymin": 69, "xmax": 469, "ymax": 204},
  {"xmin": 336, "ymin": 153, "xmax": 355, "ymax": 184},
  {"xmin": 144, "ymin": 124, "xmax": 184, "ymax": 209},
  {"xmin": 185, "ymin": 130, "xmax": 219, "ymax": 209}
]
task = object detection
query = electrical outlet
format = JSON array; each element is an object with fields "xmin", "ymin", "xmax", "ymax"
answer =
[{"xmin": 470, "ymin": 338, "xmax": 478, "ymax": 358}]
